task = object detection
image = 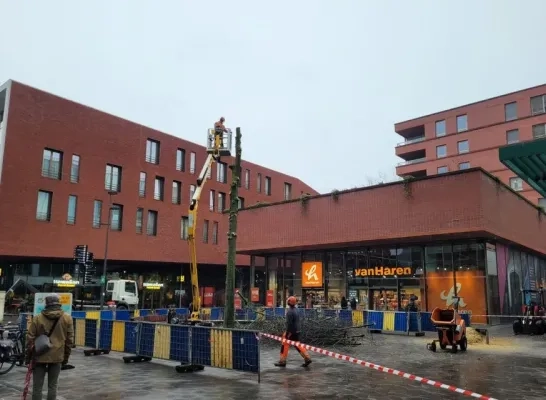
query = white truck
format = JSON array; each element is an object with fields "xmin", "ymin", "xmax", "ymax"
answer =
[{"xmin": 105, "ymin": 279, "xmax": 139, "ymax": 310}]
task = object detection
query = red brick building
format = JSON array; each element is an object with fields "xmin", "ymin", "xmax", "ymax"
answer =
[
  {"xmin": 237, "ymin": 169, "xmax": 546, "ymax": 322},
  {"xmin": 0, "ymin": 80, "xmax": 316, "ymax": 303},
  {"xmin": 395, "ymin": 84, "xmax": 546, "ymax": 206}
]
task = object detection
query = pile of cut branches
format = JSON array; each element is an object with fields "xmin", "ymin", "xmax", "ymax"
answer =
[{"xmin": 238, "ymin": 314, "xmax": 371, "ymax": 347}]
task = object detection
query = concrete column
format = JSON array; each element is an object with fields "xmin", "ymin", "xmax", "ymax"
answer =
[
  {"xmin": 250, "ymin": 256, "xmax": 256, "ymax": 287},
  {"xmin": 267, "ymin": 256, "xmax": 278, "ymax": 306}
]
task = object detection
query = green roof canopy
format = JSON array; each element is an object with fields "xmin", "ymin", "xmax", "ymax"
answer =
[{"xmin": 499, "ymin": 138, "xmax": 546, "ymax": 198}]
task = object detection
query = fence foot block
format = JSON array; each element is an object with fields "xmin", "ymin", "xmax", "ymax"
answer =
[
  {"xmin": 369, "ymin": 329, "xmax": 382, "ymax": 334},
  {"xmin": 175, "ymin": 364, "xmax": 205, "ymax": 373},
  {"xmin": 122, "ymin": 355, "xmax": 152, "ymax": 364},
  {"xmin": 83, "ymin": 349, "xmax": 111, "ymax": 356},
  {"xmin": 415, "ymin": 332, "xmax": 425, "ymax": 337}
]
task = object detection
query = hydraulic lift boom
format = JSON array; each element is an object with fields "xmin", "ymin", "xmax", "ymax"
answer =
[{"xmin": 188, "ymin": 128, "xmax": 232, "ymax": 321}]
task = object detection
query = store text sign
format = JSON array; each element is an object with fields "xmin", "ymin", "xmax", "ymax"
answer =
[
  {"xmin": 302, "ymin": 262, "xmax": 323, "ymax": 288},
  {"xmin": 354, "ymin": 266, "xmax": 412, "ymax": 277}
]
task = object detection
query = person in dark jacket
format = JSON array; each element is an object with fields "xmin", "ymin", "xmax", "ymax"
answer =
[
  {"xmin": 350, "ymin": 297, "xmax": 357, "ymax": 310},
  {"xmin": 274, "ymin": 296, "xmax": 312, "ymax": 367},
  {"xmin": 340, "ymin": 297, "xmax": 348, "ymax": 310}
]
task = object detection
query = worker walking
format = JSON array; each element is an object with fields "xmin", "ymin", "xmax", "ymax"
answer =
[
  {"xmin": 274, "ymin": 296, "xmax": 312, "ymax": 367},
  {"xmin": 213, "ymin": 117, "xmax": 230, "ymax": 147}
]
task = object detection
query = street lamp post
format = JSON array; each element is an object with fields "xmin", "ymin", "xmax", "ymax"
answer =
[{"xmin": 94, "ymin": 191, "xmax": 118, "ymax": 351}]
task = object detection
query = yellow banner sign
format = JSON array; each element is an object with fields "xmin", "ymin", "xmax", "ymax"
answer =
[
  {"xmin": 143, "ymin": 282, "xmax": 164, "ymax": 290},
  {"xmin": 354, "ymin": 266, "xmax": 412, "ymax": 277}
]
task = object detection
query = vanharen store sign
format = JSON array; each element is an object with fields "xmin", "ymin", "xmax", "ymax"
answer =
[{"xmin": 354, "ymin": 266, "xmax": 413, "ymax": 277}]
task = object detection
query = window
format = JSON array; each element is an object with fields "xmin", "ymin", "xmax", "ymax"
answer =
[
  {"xmin": 136, "ymin": 208, "xmax": 144, "ymax": 234},
  {"xmin": 257, "ymin": 173, "xmax": 262, "ymax": 193},
  {"xmin": 154, "ymin": 176, "xmax": 165, "ymax": 201},
  {"xmin": 172, "ymin": 181, "xmax": 181, "ymax": 204},
  {"xmin": 181, "ymin": 216, "xmax": 189, "ymax": 240},
  {"xmin": 217, "ymin": 162, "xmax": 227, "ymax": 183},
  {"xmin": 457, "ymin": 140, "xmax": 469, "ymax": 154},
  {"xmin": 218, "ymin": 192, "xmax": 226, "ymax": 212},
  {"xmin": 456, "ymin": 115, "xmax": 467, "ymax": 132},
  {"xmin": 458, "ymin": 162, "xmax": 470, "ymax": 170},
  {"xmin": 435, "ymin": 120, "xmax": 446, "ymax": 137},
  {"xmin": 36, "ymin": 190, "xmax": 52, "ymax": 221},
  {"xmin": 212, "ymin": 221, "xmax": 218, "ymax": 244},
  {"xmin": 436, "ymin": 145, "xmax": 447, "ymax": 158},
  {"xmin": 139, "ymin": 172, "xmax": 146, "ymax": 197},
  {"xmin": 437, "ymin": 166, "xmax": 448, "ymax": 174},
  {"xmin": 70, "ymin": 155, "xmax": 80, "ymax": 183},
  {"xmin": 105, "ymin": 164, "xmax": 121, "ymax": 192},
  {"xmin": 146, "ymin": 139, "xmax": 160, "ymax": 164},
  {"xmin": 176, "ymin": 148, "xmax": 185, "ymax": 171},
  {"xmin": 207, "ymin": 164, "xmax": 212, "ymax": 179},
  {"xmin": 509, "ymin": 177, "xmax": 523, "ymax": 191},
  {"xmin": 539, "ymin": 198, "xmax": 546, "ymax": 210},
  {"xmin": 284, "ymin": 182, "xmax": 292, "ymax": 200},
  {"xmin": 92, "ymin": 200, "xmax": 102, "ymax": 228},
  {"xmin": 532, "ymin": 123, "xmax": 546, "ymax": 139},
  {"xmin": 209, "ymin": 190, "xmax": 216, "ymax": 211},
  {"xmin": 203, "ymin": 220, "xmax": 209, "ymax": 243},
  {"xmin": 190, "ymin": 184, "xmax": 196, "ymax": 203},
  {"xmin": 147, "ymin": 210, "xmax": 158, "ymax": 236},
  {"xmin": 265, "ymin": 176, "xmax": 272, "ymax": 196},
  {"xmin": 67, "ymin": 195, "xmax": 77, "ymax": 224},
  {"xmin": 244, "ymin": 169, "xmax": 250, "ymax": 189},
  {"xmin": 190, "ymin": 152, "xmax": 196, "ymax": 174},
  {"xmin": 504, "ymin": 102, "xmax": 517, "ymax": 121},
  {"xmin": 506, "ymin": 129, "xmax": 519, "ymax": 144},
  {"xmin": 531, "ymin": 94, "xmax": 546, "ymax": 115},
  {"xmin": 41, "ymin": 149, "xmax": 63, "ymax": 180},
  {"xmin": 110, "ymin": 204, "xmax": 123, "ymax": 231},
  {"xmin": 238, "ymin": 196, "xmax": 245, "ymax": 209}
]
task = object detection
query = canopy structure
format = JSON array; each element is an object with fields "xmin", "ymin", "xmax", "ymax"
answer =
[{"xmin": 499, "ymin": 138, "xmax": 546, "ymax": 198}]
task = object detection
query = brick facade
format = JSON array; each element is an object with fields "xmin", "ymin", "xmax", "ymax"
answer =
[
  {"xmin": 0, "ymin": 81, "xmax": 317, "ymax": 265},
  {"xmin": 236, "ymin": 169, "xmax": 546, "ymax": 256}
]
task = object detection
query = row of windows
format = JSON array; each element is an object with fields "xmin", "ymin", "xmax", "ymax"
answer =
[
  {"xmin": 506, "ymin": 123, "xmax": 546, "ymax": 145},
  {"xmin": 435, "ymin": 140, "xmax": 469, "ymax": 159},
  {"xmin": 434, "ymin": 95, "xmax": 546, "ymax": 138},
  {"xmin": 41, "ymin": 146, "xmax": 294, "ymax": 199},
  {"xmin": 35, "ymin": 190, "xmax": 220, "ymax": 243},
  {"xmin": 436, "ymin": 162, "xmax": 524, "ymax": 193},
  {"xmin": 436, "ymin": 162, "xmax": 470, "ymax": 174}
]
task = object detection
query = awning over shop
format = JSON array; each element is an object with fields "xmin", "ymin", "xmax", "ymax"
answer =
[{"xmin": 499, "ymin": 138, "xmax": 546, "ymax": 198}]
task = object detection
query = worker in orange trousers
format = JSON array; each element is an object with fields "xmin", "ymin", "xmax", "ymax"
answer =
[{"xmin": 274, "ymin": 296, "xmax": 312, "ymax": 367}]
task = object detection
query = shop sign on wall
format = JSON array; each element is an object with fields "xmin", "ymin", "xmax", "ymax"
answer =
[
  {"xmin": 143, "ymin": 283, "xmax": 164, "ymax": 290},
  {"xmin": 251, "ymin": 287, "xmax": 260, "ymax": 302},
  {"xmin": 354, "ymin": 266, "xmax": 412, "ymax": 277},
  {"xmin": 53, "ymin": 273, "xmax": 79, "ymax": 288},
  {"xmin": 302, "ymin": 261, "xmax": 323, "ymax": 288}
]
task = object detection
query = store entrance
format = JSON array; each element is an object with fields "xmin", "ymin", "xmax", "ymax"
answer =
[{"xmin": 370, "ymin": 288, "xmax": 398, "ymax": 311}]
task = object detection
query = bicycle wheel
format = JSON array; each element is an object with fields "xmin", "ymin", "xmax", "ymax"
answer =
[{"xmin": 0, "ymin": 357, "xmax": 17, "ymax": 375}]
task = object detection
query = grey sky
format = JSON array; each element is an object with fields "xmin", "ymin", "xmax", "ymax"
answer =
[{"xmin": 1, "ymin": 1, "xmax": 545, "ymax": 193}]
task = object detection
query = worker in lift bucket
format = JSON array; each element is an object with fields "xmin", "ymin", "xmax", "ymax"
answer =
[
  {"xmin": 274, "ymin": 296, "xmax": 312, "ymax": 368},
  {"xmin": 213, "ymin": 117, "xmax": 230, "ymax": 148}
]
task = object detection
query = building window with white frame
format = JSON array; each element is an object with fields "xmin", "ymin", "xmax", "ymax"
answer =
[
  {"xmin": 146, "ymin": 139, "xmax": 160, "ymax": 164},
  {"xmin": 456, "ymin": 115, "xmax": 467, "ymax": 132},
  {"xmin": 70, "ymin": 155, "xmax": 80, "ymax": 183},
  {"xmin": 36, "ymin": 190, "xmax": 53, "ymax": 221},
  {"xmin": 147, "ymin": 210, "xmax": 158, "ymax": 236},
  {"xmin": 67, "ymin": 195, "xmax": 77, "ymax": 225},
  {"xmin": 42, "ymin": 149, "xmax": 63, "ymax": 180},
  {"xmin": 105, "ymin": 164, "xmax": 122, "ymax": 192},
  {"xmin": 181, "ymin": 216, "xmax": 189, "ymax": 240}
]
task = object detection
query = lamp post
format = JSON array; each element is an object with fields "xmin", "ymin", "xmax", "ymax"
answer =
[{"xmin": 95, "ymin": 191, "xmax": 117, "ymax": 351}]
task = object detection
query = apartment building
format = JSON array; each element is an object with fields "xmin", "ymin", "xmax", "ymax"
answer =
[{"xmin": 395, "ymin": 84, "xmax": 546, "ymax": 205}]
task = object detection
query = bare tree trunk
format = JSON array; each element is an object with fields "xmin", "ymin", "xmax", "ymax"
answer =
[{"xmin": 224, "ymin": 127, "xmax": 242, "ymax": 328}]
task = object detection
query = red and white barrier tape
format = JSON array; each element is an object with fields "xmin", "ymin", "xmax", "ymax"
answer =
[{"xmin": 259, "ymin": 332, "xmax": 497, "ymax": 400}]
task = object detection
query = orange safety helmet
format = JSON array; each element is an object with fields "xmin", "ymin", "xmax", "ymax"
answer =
[{"xmin": 287, "ymin": 296, "xmax": 297, "ymax": 307}]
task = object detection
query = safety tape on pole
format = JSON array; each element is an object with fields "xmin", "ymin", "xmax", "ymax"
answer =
[{"xmin": 258, "ymin": 332, "xmax": 498, "ymax": 400}]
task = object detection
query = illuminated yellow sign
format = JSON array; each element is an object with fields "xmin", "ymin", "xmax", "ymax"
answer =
[
  {"xmin": 143, "ymin": 283, "xmax": 164, "ymax": 290},
  {"xmin": 176, "ymin": 276, "xmax": 185, "ymax": 283},
  {"xmin": 53, "ymin": 280, "xmax": 79, "ymax": 287},
  {"xmin": 354, "ymin": 266, "xmax": 412, "ymax": 277}
]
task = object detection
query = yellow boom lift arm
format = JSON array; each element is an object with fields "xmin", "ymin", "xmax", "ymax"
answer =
[{"xmin": 188, "ymin": 128, "xmax": 232, "ymax": 321}]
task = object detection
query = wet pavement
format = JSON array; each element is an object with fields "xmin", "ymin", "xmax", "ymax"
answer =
[{"xmin": 0, "ymin": 326, "xmax": 545, "ymax": 400}]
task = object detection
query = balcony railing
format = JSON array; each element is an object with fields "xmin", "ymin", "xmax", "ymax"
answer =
[
  {"xmin": 36, "ymin": 212, "xmax": 51, "ymax": 222},
  {"xmin": 397, "ymin": 157, "xmax": 427, "ymax": 167},
  {"xmin": 396, "ymin": 136, "xmax": 426, "ymax": 147}
]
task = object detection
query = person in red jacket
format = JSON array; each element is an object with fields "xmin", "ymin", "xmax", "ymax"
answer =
[{"xmin": 274, "ymin": 296, "xmax": 312, "ymax": 367}]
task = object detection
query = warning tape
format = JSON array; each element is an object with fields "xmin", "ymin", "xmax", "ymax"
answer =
[{"xmin": 259, "ymin": 332, "xmax": 498, "ymax": 400}]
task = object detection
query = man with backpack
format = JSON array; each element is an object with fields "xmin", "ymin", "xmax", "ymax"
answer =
[{"xmin": 26, "ymin": 294, "xmax": 74, "ymax": 400}]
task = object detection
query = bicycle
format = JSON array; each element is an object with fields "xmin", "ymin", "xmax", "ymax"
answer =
[{"xmin": 0, "ymin": 323, "xmax": 25, "ymax": 375}]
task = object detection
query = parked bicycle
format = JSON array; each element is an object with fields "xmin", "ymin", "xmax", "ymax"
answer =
[{"xmin": 0, "ymin": 322, "xmax": 25, "ymax": 375}]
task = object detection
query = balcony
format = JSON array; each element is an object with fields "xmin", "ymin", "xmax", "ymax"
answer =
[
  {"xmin": 397, "ymin": 157, "xmax": 426, "ymax": 167},
  {"xmin": 396, "ymin": 136, "xmax": 425, "ymax": 147}
]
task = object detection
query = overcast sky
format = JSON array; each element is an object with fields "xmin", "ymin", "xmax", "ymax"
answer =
[{"xmin": 1, "ymin": 1, "xmax": 545, "ymax": 193}]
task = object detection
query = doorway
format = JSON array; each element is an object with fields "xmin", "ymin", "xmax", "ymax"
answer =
[{"xmin": 370, "ymin": 288, "xmax": 397, "ymax": 311}]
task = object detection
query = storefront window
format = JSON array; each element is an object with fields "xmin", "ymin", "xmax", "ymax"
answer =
[
  {"xmin": 327, "ymin": 251, "xmax": 345, "ymax": 308},
  {"xmin": 486, "ymin": 243, "xmax": 500, "ymax": 324},
  {"xmin": 397, "ymin": 247, "xmax": 425, "ymax": 311},
  {"xmin": 453, "ymin": 243, "xmax": 487, "ymax": 323}
]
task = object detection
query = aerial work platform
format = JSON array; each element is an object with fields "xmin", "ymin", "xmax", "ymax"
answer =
[{"xmin": 207, "ymin": 128, "xmax": 232, "ymax": 157}]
